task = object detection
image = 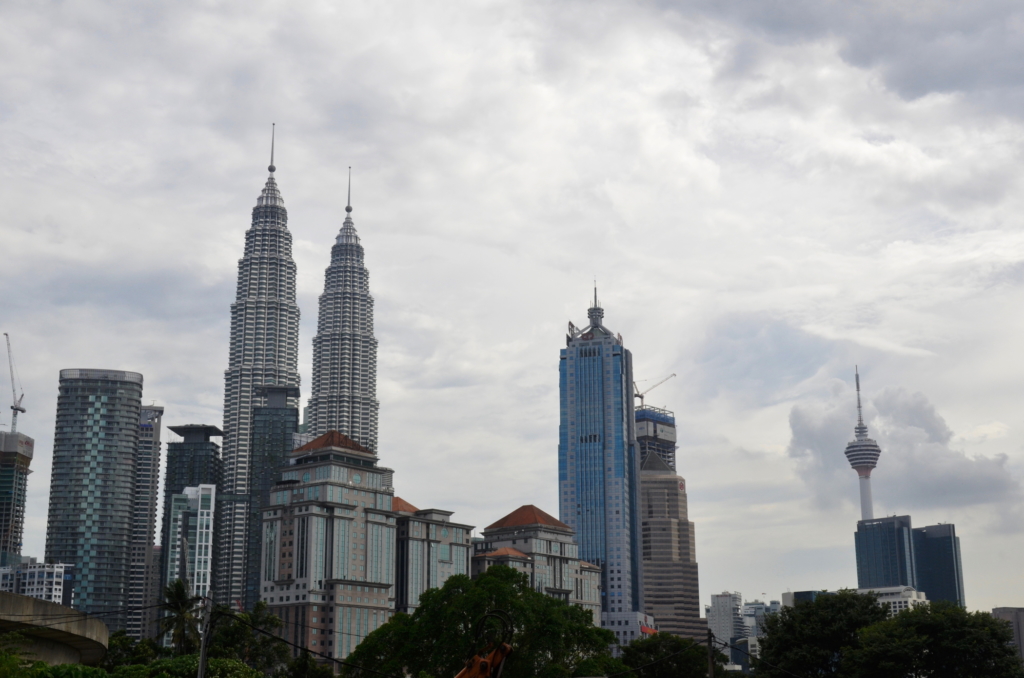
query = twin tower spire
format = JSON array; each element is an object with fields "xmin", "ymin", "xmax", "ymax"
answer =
[{"xmin": 217, "ymin": 127, "xmax": 379, "ymax": 606}]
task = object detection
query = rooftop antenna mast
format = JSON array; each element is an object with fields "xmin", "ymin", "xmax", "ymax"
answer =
[{"xmin": 4, "ymin": 334, "xmax": 25, "ymax": 434}]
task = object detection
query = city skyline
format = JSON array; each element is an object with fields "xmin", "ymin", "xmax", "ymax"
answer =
[{"xmin": 3, "ymin": 1, "xmax": 1024, "ymax": 615}]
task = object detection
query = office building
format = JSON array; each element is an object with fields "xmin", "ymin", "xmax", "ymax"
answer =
[
  {"xmin": 471, "ymin": 505, "xmax": 601, "ymax": 624},
  {"xmin": 0, "ymin": 432, "xmax": 33, "ymax": 565},
  {"xmin": 857, "ymin": 586, "xmax": 927, "ymax": 617},
  {"xmin": 844, "ymin": 369, "xmax": 882, "ymax": 521},
  {"xmin": 706, "ymin": 592, "xmax": 744, "ymax": 645},
  {"xmin": 164, "ymin": 485, "xmax": 217, "ymax": 599},
  {"xmin": 558, "ymin": 292, "xmax": 649, "ymax": 633},
  {"xmin": 741, "ymin": 599, "xmax": 781, "ymax": 637},
  {"xmin": 306, "ymin": 178, "xmax": 379, "ymax": 451},
  {"xmin": 244, "ymin": 386, "xmax": 300, "ymax": 612},
  {"xmin": 635, "ymin": 406, "xmax": 677, "ymax": 470},
  {"xmin": 128, "ymin": 406, "xmax": 163, "ymax": 639},
  {"xmin": 781, "ymin": 590, "xmax": 832, "ymax": 607},
  {"xmin": 992, "ymin": 608, "xmax": 1024, "ymax": 662},
  {"xmin": 639, "ymin": 452, "xmax": 704, "ymax": 638},
  {"xmin": 45, "ymin": 369, "xmax": 145, "ymax": 630},
  {"xmin": 855, "ymin": 515, "xmax": 917, "ymax": 590},
  {"xmin": 259, "ymin": 430, "xmax": 396, "ymax": 660},
  {"xmin": 913, "ymin": 523, "xmax": 965, "ymax": 606},
  {"xmin": 161, "ymin": 425, "xmax": 223, "ymax": 589},
  {"xmin": 0, "ymin": 561, "xmax": 75, "ymax": 606},
  {"xmin": 392, "ymin": 497, "xmax": 472, "ymax": 614},
  {"xmin": 219, "ymin": 144, "xmax": 301, "ymax": 608}
]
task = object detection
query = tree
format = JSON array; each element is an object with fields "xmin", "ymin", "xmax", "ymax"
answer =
[
  {"xmin": 620, "ymin": 632, "xmax": 729, "ymax": 678},
  {"xmin": 755, "ymin": 590, "xmax": 889, "ymax": 678},
  {"xmin": 276, "ymin": 652, "xmax": 333, "ymax": 678},
  {"xmin": 845, "ymin": 601, "xmax": 1024, "ymax": 678},
  {"xmin": 208, "ymin": 602, "xmax": 290, "ymax": 674},
  {"xmin": 157, "ymin": 579, "xmax": 202, "ymax": 656},
  {"xmin": 100, "ymin": 631, "xmax": 167, "ymax": 671},
  {"xmin": 109, "ymin": 655, "xmax": 260, "ymax": 678},
  {"xmin": 340, "ymin": 566, "xmax": 619, "ymax": 678}
]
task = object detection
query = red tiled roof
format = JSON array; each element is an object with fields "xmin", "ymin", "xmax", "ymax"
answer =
[
  {"xmin": 486, "ymin": 505, "xmax": 569, "ymax": 530},
  {"xmin": 392, "ymin": 497, "xmax": 419, "ymax": 514},
  {"xmin": 294, "ymin": 430, "xmax": 371, "ymax": 454},
  {"xmin": 476, "ymin": 547, "xmax": 530, "ymax": 559}
]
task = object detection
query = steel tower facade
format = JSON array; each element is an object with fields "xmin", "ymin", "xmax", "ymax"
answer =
[
  {"xmin": 306, "ymin": 182, "xmax": 379, "ymax": 450},
  {"xmin": 218, "ymin": 149, "xmax": 301, "ymax": 608}
]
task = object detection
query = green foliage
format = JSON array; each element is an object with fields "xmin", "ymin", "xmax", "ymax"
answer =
[
  {"xmin": 755, "ymin": 590, "xmax": 889, "ymax": 678},
  {"xmin": 110, "ymin": 655, "xmax": 260, "ymax": 678},
  {"xmin": 99, "ymin": 631, "xmax": 167, "ymax": 671},
  {"xmin": 157, "ymin": 580, "xmax": 202, "ymax": 656},
  {"xmin": 274, "ymin": 652, "xmax": 332, "ymax": 678},
  {"xmin": 31, "ymin": 665, "xmax": 108, "ymax": 678},
  {"xmin": 845, "ymin": 601, "xmax": 1024, "ymax": 678},
  {"xmin": 620, "ymin": 632, "xmax": 728, "ymax": 678},
  {"xmin": 0, "ymin": 633, "xmax": 36, "ymax": 678},
  {"xmin": 340, "ymin": 566, "xmax": 619, "ymax": 678},
  {"xmin": 207, "ymin": 602, "xmax": 289, "ymax": 675}
]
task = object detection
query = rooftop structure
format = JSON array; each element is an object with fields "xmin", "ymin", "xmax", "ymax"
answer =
[
  {"xmin": 844, "ymin": 369, "xmax": 882, "ymax": 520},
  {"xmin": 857, "ymin": 586, "xmax": 927, "ymax": 617},
  {"xmin": 635, "ymin": 406, "xmax": 677, "ymax": 470}
]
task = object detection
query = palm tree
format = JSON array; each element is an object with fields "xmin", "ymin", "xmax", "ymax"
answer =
[{"xmin": 158, "ymin": 579, "xmax": 202, "ymax": 655}]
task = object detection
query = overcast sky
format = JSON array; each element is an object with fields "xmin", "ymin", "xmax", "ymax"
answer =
[{"xmin": 3, "ymin": 0, "xmax": 1024, "ymax": 613}]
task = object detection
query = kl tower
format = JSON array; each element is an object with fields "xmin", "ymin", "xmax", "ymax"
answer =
[{"xmin": 844, "ymin": 368, "xmax": 882, "ymax": 520}]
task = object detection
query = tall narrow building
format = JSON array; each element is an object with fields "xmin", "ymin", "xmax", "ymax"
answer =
[
  {"xmin": 306, "ymin": 175, "xmax": 379, "ymax": 450},
  {"xmin": 558, "ymin": 292, "xmax": 653, "ymax": 634},
  {"xmin": 0, "ymin": 431, "xmax": 33, "ymax": 566},
  {"xmin": 218, "ymin": 137, "xmax": 301, "ymax": 608},
  {"xmin": 46, "ymin": 369, "xmax": 145, "ymax": 630},
  {"xmin": 128, "ymin": 405, "xmax": 163, "ymax": 639},
  {"xmin": 640, "ymin": 452, "xmax": 705, "ymax": 639}
]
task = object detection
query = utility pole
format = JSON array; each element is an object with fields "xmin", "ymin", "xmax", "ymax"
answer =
[
  {"xmin": 197, "ymin": 597, "xmax": 213, "ymax": 678},
  {"xmin": 707, "ymin": 627, "xmax": 715, "ymax": 678}
]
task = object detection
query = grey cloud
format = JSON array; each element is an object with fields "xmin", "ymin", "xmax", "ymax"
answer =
[{"xmin": 789, "ymin": 382, "xmax": 1022, "ymax": 518}]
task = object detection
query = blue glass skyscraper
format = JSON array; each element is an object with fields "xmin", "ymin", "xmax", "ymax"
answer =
[
  {"xmin": 913, "ymin": 523, "xmax": 965, "ymax": 606},
  {"xmin": 558, "ymin": 293, "xmax": 653, "ymax": 633}
]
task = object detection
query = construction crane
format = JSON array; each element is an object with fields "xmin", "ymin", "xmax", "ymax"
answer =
[
  {"xmin": 633, "ymin": 373, "xmax": 676, "ymax": 409},
  {"xmin": 4, "ymin": 334, "xmax": 25, "ymax": 434}
]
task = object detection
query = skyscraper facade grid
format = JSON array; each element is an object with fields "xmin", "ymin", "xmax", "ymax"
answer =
[
  {"xmin": 45, "ymin": 368, "xmax": 144, "ymax": 630},
  {"xmin": 128, "ymin": 406, "xmax": 163, "ymax": 639},
  {"xmin": 855, "ymin": 515, "xmax": 917, "ymax": 590},
  {"xmin": 913, "ymin": 523, "xmax": 965, "ymax": 606},
  {"xmin": 218, "ymin": 156, "xmax": 301, "ymax": 608},
  {"xmin": 0, "ymin": 432, "xmax": 33, "ymax": 565},
  {"xmin": 557, "ymin": 295, "xmax": 651, "ymax": 632},
  {"xmin": 306, "ymin": 187, "xmax": 379, "ymax": 451}
]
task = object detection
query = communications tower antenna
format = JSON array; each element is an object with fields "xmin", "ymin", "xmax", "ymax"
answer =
[{"xmin": 4, "ymin": 334, "xmax": 25, "ymax": 434}]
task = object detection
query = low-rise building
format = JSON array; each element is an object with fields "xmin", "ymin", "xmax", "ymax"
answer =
[
  {"xmin": 393, "ymin": 497, "xmax": 473, "ymax": 614},
  {"xmin": 858, "ymin": 586, "xmax": 927, "ymax": 616},
  {"xmin": 0, "ymin": 561, "xmax": 75, "ymax": 606},
  {"xmin": 472, "ymin": 505, "xmax": 602, "ymax": 624}
]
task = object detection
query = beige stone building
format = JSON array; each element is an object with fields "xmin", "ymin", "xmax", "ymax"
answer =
[{"xmin": 640, "ymin": 453, "xmax": 705, "ymax": 638}]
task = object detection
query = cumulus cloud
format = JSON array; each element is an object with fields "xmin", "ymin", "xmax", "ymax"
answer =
[{"xmin": 789, "ymin": 381, "xmax": 1023, "ymax": 518}]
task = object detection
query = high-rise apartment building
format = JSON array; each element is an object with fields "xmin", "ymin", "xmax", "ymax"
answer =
[
  {"xmin": 992, "ymin": 608, "xmax": 1024, "ymax": 661},
  {"xmin": 259, "ymin": 431, "xmax": 396, "ymax": 660},
  {"xmin": 471, "ymin": 505, "xmax": 602, "ymax": 625},
  {"xmin": 0, "ymin": 561, "xmax": 75, "ymax": 606},
  {"xmin": 144, "ymin": 545, "xmax": 162, "ymax": 638},
  {"xmin": 306, "ymin": 182, "xmax": 379, "ymax": 450},
  {"xmin": 164, "ymin": 485, "xmax": 217, "ymax": 599},
  {"xmin": 219, "ymin": 147, "xmax": 301, "ymax": 608},
  {"xmin": 128, "ymin": 406, "xmax": 163, "ymax": 639},
  {"xmin": 855, "ymin": 515, "xmax": 917, "ymax": 589},
  {"xmin": 706, "ymin": 591, "xmax": 744, "ymax": 644},
  {"xmin": 244, "ymin": 386, "xmax": 299, "ymax": 612},
  {"xmin": 393, "ymin": 498, "xmax": 472, "ymax": 614},
  {"xmin": 635, "ymin": 406, "xmax": 677, "ymax": 470},
  {"xmin": 0, "ymin": 432, "xmax": 33, "ymax": 565},
  {"xmin": 913, "ymin": 523, "xmax": 965, "ymax": 606},
  {"xmin": 46, "ymin": 369, "xmax": 145, "ymax": 630},
  {"xmin": 558, "ymin": 294, "xmax": 649, "ymax": 633},
  {"xmin": 161, "ymin": 424, "xmax": 223, "ymax": 590},
  {"xmin": 639, "ymin": 452, "xmax": 704, "ymax": 638}
]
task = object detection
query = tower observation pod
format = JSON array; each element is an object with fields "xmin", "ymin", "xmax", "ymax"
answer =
[{"xmin": 844, "ymin": 368, "xmax": 882, "ymax": 520}]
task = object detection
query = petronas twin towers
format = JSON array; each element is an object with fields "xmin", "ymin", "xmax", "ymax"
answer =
[{"xmin": 218, "ymin": 138, "xmax": 378, "ymax": 606}]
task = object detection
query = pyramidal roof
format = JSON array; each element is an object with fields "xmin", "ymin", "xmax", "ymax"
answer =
[
  {"xmin": 294, "ymin": 430, "xmax": 371, "ymax": 454},
  {"xmin": 477, "ymin": 546, "xmax": 531, "ymax": 559},
  {"xmin": 392, "ymin": 497, "xmax": 419, "ymax": 514},
  {"xmin": 486, "ymin": 505, "xmax": 569, "ymax": 531},
  {"xmin": 641, "ymin": 452, "xmax": 674, "ymax": 474}
]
